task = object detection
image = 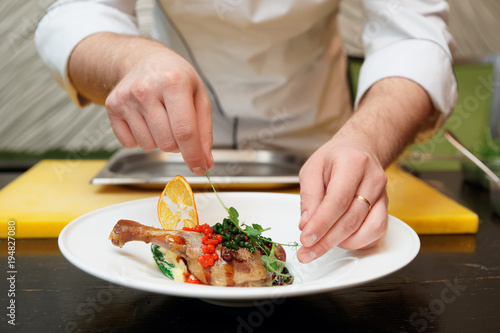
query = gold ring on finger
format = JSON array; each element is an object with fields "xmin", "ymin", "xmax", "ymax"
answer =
[{"xmin": 354, "ymin": 195, "xmax": 371, "ymax": 210}]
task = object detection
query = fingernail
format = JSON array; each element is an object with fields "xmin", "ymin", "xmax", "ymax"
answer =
[
  {"xmin": 191, "ymin": 167, "xmax": 204, "ymax": 176},
  {"xmin": 299, "ymin": 250, "xmax": 316, "ymax": 263},
  {"xmin": 302, "ymin": 233, "xmax": 317, "ymax": 247},
  {"xmin": 202, "ymin": 144, "xmax": 214, "ymax": 168},
  {"xmin": 208, "ymin": 151, "xmax": 214, "ymax": 167}
]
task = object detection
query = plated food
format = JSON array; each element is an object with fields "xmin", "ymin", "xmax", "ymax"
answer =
[
  {"xmin": 109, "ymin": 175, "xmax": 295, "ymax": 287},
  {"xmin": 59, "ymin": 192, "xmax": 420, "ymax": 301}
]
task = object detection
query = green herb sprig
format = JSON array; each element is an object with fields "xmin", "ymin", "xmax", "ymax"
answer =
[{"xmin": 204, "ymin": 172, "xmax": 297, "ymax": 285}]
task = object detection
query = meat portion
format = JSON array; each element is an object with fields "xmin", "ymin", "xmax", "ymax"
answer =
[{"xmin": 109, "ymin": 219, "xmax": 277, "ymax": 287}]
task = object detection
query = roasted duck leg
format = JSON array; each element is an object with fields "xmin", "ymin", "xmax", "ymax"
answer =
[{"xmin": 109, "ymin": 219, "xmax": 284, "ymax": 287}]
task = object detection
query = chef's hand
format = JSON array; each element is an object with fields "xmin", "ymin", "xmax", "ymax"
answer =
[
  {"xmin": 69, "ymin": 33, "xmax": 213, "ymax": 175},
  {"xmin": 105, "ymin": 48, "xmax": 214, "ymax": 175},
  {"xmin": 295, "ymin": 77, "xmax": 434, "ymax": 263},
  {"xmin": 297, "ymin": 138, "xmax": 388, "ymax": 263}
]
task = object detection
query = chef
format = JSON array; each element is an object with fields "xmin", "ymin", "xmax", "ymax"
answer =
[{"xmin": 35, "ymin": 0, "xmax": 457, "ymax": 263}]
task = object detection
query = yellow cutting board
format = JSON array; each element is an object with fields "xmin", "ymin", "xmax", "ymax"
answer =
[
  {"xmin": 0, "ymin": 160, "xmax": 478, "ymax": 238},
  {"xmin": 385, "ymin": 164, "xmax": 478, "ymax": 234},
  {"xmin": 0, "ymin": 160, "xmax": 155, "ymax": 238}
]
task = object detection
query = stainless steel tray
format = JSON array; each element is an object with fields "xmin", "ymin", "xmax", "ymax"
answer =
[{"xmin": 91, "ymin": 148, "xmax": 306, "ymax": 189}]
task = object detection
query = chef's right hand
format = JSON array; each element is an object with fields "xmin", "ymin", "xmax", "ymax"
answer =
[{"xmin": 105, "ymin": 48, "xmax": 214, "ymax": 175}]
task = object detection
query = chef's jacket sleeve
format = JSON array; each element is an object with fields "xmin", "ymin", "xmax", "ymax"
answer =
[
  {"xmin": 355, "ymin": 0, "xmax": 458, "ymax": 134},
  {"xmin": 34, "ymin": 0, "xmax": 140, "ymax": 107}
]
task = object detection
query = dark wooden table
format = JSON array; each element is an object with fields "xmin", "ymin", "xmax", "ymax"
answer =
[{"xmin": 1, "ymin": 170, "xmax": 499, "ymax": 333}]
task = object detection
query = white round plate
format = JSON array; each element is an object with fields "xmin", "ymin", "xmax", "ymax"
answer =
[{"xmin": 58, "ymin": 192, "xmax": 420, "ymax": 303}]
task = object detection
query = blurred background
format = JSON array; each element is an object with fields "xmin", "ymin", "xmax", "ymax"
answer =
[{"xmin": 1, "ymin": 0, "xmax": 499, "ymax": 172}]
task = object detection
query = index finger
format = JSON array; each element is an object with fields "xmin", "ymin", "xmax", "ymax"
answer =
[
  {"xmin": 299, "ymin": 162, "xmax": 362, "ymax": 247},
  {"xmin": 298, "ymin": 160, "xmax": 325, "ymax": 231},
  {"xmin": 193, "ymin": 83, "xmax": 214, "ymax": 169},
  {"xmin": 163, "ymin": 86, "xmax": 208, "ymax": 175}
]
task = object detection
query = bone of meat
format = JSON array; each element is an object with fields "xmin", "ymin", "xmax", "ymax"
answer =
[{"xmin": 109, "ymin": 219, "xmax": 276, "ymax": 287}]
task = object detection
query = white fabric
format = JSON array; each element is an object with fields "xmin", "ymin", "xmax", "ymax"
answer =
[
  {"xmin": 356, "ymin": 0, "xmax": 457, "ymax": 131},
  {"xmin": 35, "ymin": 1, "xmax": 140, "ymax": 106},
  {"xmin": 35, "ymin": 0, "xmax": 457, "ymax": 154}
]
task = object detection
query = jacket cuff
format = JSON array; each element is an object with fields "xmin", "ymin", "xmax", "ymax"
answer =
[
  {"xmin": 355, "ymin": 39, "xmax": 457, "ymax": 133},
  {"xmin": 35, "ymin": 2, "xmax": 139, "ymax": 107}
]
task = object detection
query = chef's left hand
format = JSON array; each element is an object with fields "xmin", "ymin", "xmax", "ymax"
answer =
[
  {"xmin": 296, "ymin": 136, "xmax": 388, "ymax": 263},
  {"xmin": 296, "ymin": 77, "xmax": 435, "ymax": 263}
]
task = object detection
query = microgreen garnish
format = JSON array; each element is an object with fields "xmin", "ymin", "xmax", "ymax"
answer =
[
  {"xmin": 245, "ymin": 224, "xmax": 270, "ymax": 237},
  {"xmin": 204, "ymin": 172, "xmax": 297, "ymax": 285}
]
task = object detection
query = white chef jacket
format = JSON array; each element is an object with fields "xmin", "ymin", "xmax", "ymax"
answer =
[{"xmin": 35, "ymin": 0, "xmax": 457, "ymax": 155}]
